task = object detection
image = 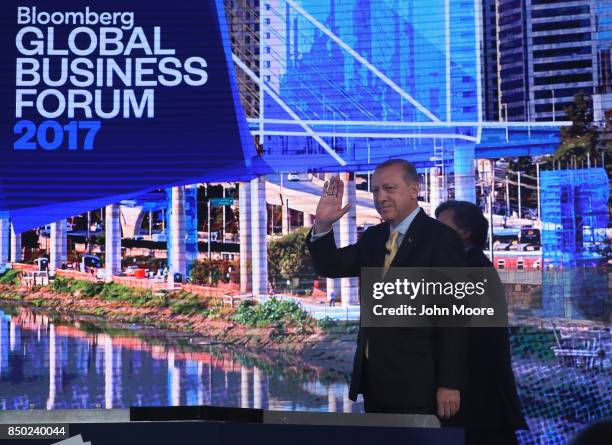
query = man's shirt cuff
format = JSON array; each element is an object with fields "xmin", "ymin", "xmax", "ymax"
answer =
[{"xmin": 310, "ymin": 227, "xmax": 332, "ymax": 241}]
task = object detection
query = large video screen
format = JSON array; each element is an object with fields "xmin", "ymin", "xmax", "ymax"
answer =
[{"xmin": 0, "ymin": 2, "xmax": 610, "ymax": 445}]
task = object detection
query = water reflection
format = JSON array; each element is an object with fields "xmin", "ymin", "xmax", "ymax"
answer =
[{"xmin": 0, "ymin": 307, "xmax": 361, "ymax": 412}]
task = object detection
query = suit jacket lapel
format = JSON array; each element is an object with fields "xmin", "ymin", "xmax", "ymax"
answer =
[{"xmin": 389, "ymin": 207, "xmax": 427, "ymax": 268}]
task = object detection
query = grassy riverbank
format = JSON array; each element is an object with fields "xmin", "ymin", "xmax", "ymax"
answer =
[{"xmin": 0, "ymin": 271, "xmax": 358, "ymax": 373}]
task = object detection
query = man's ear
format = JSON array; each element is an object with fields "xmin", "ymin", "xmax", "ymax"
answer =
[{"xmin": 411, "ymin": 181, "xmax": 420, "ymax": 198}]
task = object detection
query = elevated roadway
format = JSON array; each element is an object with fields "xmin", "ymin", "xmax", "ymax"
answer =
[{"xmin": 265, "ymin": 174, "xmax": 433, "ymax": 226}]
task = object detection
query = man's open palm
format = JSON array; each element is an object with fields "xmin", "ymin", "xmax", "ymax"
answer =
[{"xmin": 314, "ymin": 175, "xmax": 351, "ymax": 233}]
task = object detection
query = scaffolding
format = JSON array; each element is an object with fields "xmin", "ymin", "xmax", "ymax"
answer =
[{"xmin": 540, "ymin": 168, "xmax": 609, "ymax": 267}]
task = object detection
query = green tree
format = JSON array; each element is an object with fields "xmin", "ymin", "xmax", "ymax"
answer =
[
  {"xmin": 267, "ymin": 228, "xmax": 316, "ymax": 286},
  {"xmin": 508, "ymin": 156, "xmax": 537, "ymax": 178},
  {"xmin": 554, "ymin": 92, "xmax": 599, "ymax": 164},
  {"xmin": 190, "ymin": 259, "xmax": 236, "ymax": 285},
  {"xmin": 509, "ymin": 93, "xmax": 606, "ymax": 177}
]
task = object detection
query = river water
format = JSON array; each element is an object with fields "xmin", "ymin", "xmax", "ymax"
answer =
[{"xmin": 0, "ymin": 306, "xmax": 359, "ymax": 412}]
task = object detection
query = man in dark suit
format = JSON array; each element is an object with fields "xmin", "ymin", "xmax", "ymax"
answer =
[
  {"xmin": 436, "ymin": 200, "xmax": 527, "ymax": 445},
  {"xmin": 306, "ymin": 159, "xmax": 468, "ymax": 419}
]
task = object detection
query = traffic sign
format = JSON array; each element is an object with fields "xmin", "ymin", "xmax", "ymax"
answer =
[{"xmin": 210, "ymin": 198, "xmax": 234, "ymax": 206}]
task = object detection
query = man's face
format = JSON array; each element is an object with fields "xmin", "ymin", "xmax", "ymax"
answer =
[
  {"xmin": 437, "ymin": 209, "xmax": 470, "ymax": 245},
  {"xmin": 371, "ymin": 164, "xmax": 419, "ymax": 226}
]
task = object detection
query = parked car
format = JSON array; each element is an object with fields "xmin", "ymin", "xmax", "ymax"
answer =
[
  {"xmin": 508, "ymin": 243, "xmax": 530, "ymax": 251},
  {"xmin": 80, "ymin": 254, "xmax": 101, "ymax": 272},
  {"xmin": 287, "ymin": 172, "xmax": 310, "ymax": 181}
]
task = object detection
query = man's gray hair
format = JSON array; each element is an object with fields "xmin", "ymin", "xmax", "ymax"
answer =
[{"xmin": 375, "ymin": 158, "xmax": 419, "ymax": 184}]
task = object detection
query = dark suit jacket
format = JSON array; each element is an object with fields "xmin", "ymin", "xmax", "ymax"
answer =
[
  {"xmin": 445, "ymin": 247, "xmax": 527, "ymax": 430},
  {"xmin": 306, "ymin": 208, "xmax": 468, "ymax": 413}
]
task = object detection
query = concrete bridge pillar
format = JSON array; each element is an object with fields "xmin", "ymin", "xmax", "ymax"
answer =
[
  {"xmin": 10, "ymin": 223, "xmax": 22, "ymax": 263},
  {"xmin": 454, "ymin": 142, "xmax": 476, "ymax": 203},
  {"xmin": 185, "ymin": 185, "xmax": 199, "ymax": 277},
  {"xmin": 0, "ymin": 218, "xmax": 9, "ymax": 272},
  {"xmin": 339, "ymin": 172, "xmax": 359, "ymax": 306},
  {"xmin": 323, "ymin": 173, "xmax": 342, "ymax": 304},
  {"xmin": 167, "ymin": 186, "xmax": 187, "ymax": 287},
  {"xmin": 250, "ymin": 177, "xmax": 268, "ymax": 296},
  {"xmin": 119, "ymin": 207, "xmax": 146, "ymax": 239},
  {"xmin": 49, "ymin": 220, "xmax": 67, "ymax": 273},
  {"xmin": 302, "ymin": 213, "xmax": 313, "ymax": 228},
  {"xmin": 105, "ymin": 204, "xmax": 122, "ymax": 281},
  {"xmin": 239, "ymin": 182, "xmax": 252, "ymax": 293}
]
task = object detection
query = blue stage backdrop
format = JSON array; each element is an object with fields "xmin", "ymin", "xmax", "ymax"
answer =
[{"xmin": 0, "ymin": 1, "xmax": 269, "ymax": 233}]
